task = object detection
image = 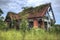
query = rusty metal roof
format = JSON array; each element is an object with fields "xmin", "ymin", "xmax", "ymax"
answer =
[{"xmin": 5, "ymin": 3, "xmax": 51, "ymax": 21}]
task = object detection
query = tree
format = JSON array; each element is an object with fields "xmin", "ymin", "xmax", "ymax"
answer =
[
  {"xmin": 19, "ymin": 11, "xmax": 29, "ymax": 40},
  {"xmin": 0, "ymin": 9, "xmax": 3, "ymax": 16},
  {"xmin": 20, "ymin": 12, "xmax": 29, "ymax": 31},
  {"xmin": 0, "ymin": 9, "xmax": 7, "ymax": 30}
]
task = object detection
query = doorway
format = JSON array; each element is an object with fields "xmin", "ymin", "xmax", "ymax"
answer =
[{"xmin": 44, "ymin": 22, "xmax": 47, "ymax": 30}]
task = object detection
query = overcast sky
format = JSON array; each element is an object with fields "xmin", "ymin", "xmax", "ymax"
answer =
[{"xmin": 0, "ymin": 0, "xmax": 60, "ymax": 24}]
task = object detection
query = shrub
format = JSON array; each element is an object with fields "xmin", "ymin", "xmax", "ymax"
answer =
[
  {"xmin": 49, "ymin": 26, "xmax": 60, "ymax": 34},
  {"xmin": 0, "ymin": 21, "xmax": 7, "ymax": 30}
]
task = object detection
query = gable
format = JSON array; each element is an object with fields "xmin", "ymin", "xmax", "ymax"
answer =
[{"xmin": 44, "ymin": 5, "xmax": 56, "ymax": 23}]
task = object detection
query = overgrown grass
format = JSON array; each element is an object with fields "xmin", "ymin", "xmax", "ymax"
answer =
[{"xmin": 0, "ymin": 28, "xmax": 60, "ymax": 40}]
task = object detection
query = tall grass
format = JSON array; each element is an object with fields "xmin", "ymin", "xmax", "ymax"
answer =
[{"xmin": 0, "ymin": 28, "xmax": 60, "ymax": 40}]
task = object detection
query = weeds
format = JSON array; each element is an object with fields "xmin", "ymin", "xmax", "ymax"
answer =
[{"xmin": 0, "ymin": 28, "xmax": 60, "ymax": 40}]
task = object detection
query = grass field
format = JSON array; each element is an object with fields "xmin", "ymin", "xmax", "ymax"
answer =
[{"xmin": 0, "ymin": 29, "xmax": 60, "ymax": 40}]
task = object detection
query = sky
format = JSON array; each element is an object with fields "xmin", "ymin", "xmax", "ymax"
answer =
[{"xmin": 0, "ymin": 0, "xmax": 60, "ymax": 24}]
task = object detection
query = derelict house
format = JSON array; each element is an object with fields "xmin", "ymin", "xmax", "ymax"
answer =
[{"xmin": 5, "ymin": 3, "xmax": 56, "ymax": 30}]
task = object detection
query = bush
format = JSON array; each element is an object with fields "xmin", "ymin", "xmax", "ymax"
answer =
[
  {"xmin": 0, "ymin": 21, "xmax": 7, "ymax": 30},
  {"xmin": 49, "ymin": 26, "xmax": 60, "ymax": 33}
]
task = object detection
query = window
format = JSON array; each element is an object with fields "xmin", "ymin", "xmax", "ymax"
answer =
[
  {"xmin": 28, "ymin": 21, "xmax": 33, "ymax": 28},
  {"xmin": 44, "ymin": 22, "xmax": 47, "ymax": 30}
]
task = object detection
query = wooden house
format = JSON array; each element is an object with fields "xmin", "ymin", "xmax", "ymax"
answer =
[{"xmin": 5, "ymin": 3, "xmax": 56, "ymax": 30}]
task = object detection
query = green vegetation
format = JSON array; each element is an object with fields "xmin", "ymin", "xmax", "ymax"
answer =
[
  {"xmin": 0, "ymin": 9, "xmax": 7, "ymax": 30},
  {"xmin": 0, "ymin": 28, "xmax": 60, "ymax": 40},
  {"xmin": 0, "ymin": 9, "xmax": 3, "ymax": 15},
  {"xmin": 0, "ymin": 8, "xmax": 60, "ymax": 40},
  {"xmin": 19, "ymin": 12, "xmax": 29, "ymax": 40}
]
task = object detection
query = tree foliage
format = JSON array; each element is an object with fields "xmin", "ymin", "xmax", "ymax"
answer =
[
  {"xmin": 0, "ymin": 9, "xmax": 7, "ymax": 30},
  {"xmin": 19, "ymin": 10, "xmax": 29, "ymax": 40},
  {"xmin": 0, "ymin": 9, "xmax": 3, "ymax": 16},
  {"xmin": 20, "ymin": 12, "xmax": 29, "ymax": 31}
]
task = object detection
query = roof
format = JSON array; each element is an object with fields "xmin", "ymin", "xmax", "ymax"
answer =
[
  {"xmin": 5, "ymin": 12, "xmax": 20, "ymax": 21},
  {"xmin": 19, "ymin": 3, "xmax": 51, "ymax": 18},
  {"xmin": 5, "ymin": 3, "xmax": 51, "ymax": 21}
]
